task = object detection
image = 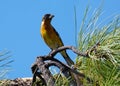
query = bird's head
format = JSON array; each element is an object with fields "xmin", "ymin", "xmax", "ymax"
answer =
[{"xmin": 42, "ymin": 14, "xmax": 54, "ymax": 23}]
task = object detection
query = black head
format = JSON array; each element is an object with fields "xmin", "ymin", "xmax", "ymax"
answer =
[{"xmin": 42, "ymin": 14, "xmax": 54, "ymax": 22}]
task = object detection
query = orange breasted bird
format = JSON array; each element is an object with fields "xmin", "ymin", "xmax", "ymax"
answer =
[{"xmin": 40, "ymin": 14, "xmax": 74, "ymax": 66}]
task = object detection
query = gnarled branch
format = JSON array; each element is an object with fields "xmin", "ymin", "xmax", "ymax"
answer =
[{"xmin": 31, "ymin": 45, "xmax": 98, "ymax": 86}]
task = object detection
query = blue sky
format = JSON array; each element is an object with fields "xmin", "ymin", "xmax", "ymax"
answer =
[{"xmin": 0, "ymin": 0, "xmax": 120, "ymax": 79}]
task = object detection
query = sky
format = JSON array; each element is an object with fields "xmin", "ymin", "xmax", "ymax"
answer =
[{"xmin": 0, "ymin": 0, "xmax": 120, "ymax": 79}]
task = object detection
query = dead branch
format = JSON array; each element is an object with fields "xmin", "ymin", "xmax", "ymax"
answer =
[
  {"xmin": 31, "ymin": 45, "xmax": 97, "ymax": 86},
  {"xmin": 49, "ymin": 46, "xmax": 88, "ymax": 57}
]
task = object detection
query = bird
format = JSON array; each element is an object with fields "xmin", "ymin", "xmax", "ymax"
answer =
[{"xmin": 40, "ymin": 14, "xmax": 74, "ymax": 66}]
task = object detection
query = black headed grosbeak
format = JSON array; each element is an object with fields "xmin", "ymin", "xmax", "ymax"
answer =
[{"xmin": 40, "ymin": 14, "xmax": 74, "ymax": 66}]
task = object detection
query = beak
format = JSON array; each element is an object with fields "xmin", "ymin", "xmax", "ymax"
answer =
[{"xmin": 49, "ymin": 14, "xmax": 54, "ymax": 19}]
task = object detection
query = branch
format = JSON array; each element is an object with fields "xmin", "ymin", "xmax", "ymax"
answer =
[
  {"xmin": 31, "ymin": 63, "xmax": 46, "ymax": 86},
  {"xmin": 49, "ymin": 46, "xmax": 88, "ymax": 58},
  {"xmin": 31, "ymin": 45, "xmax": 99, "ymax": 85},
  {"xmin": 45, "ymin": 57, "xmax": 92, "ymax": 82},
  {"xmin": 36, "ymin": 57, "xmax": 55, "ymax": 86}
]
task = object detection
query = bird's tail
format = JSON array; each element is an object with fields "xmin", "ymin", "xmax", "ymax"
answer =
[
  {"xmin": 60, "ymin": 50, "xmax": 74, "ymax": 66},
  {"xmin": 61, "ymin": 50, "xmax": 81, "ymax": 85}
]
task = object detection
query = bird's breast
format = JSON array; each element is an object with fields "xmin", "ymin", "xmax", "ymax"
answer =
[
  {"xmin": 40, "ymin": 24, "xmax": 56, "ymax": 48},
  {"xmin": 40, "ymin": 22, "xmax": 64, "ymax": 49}
]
